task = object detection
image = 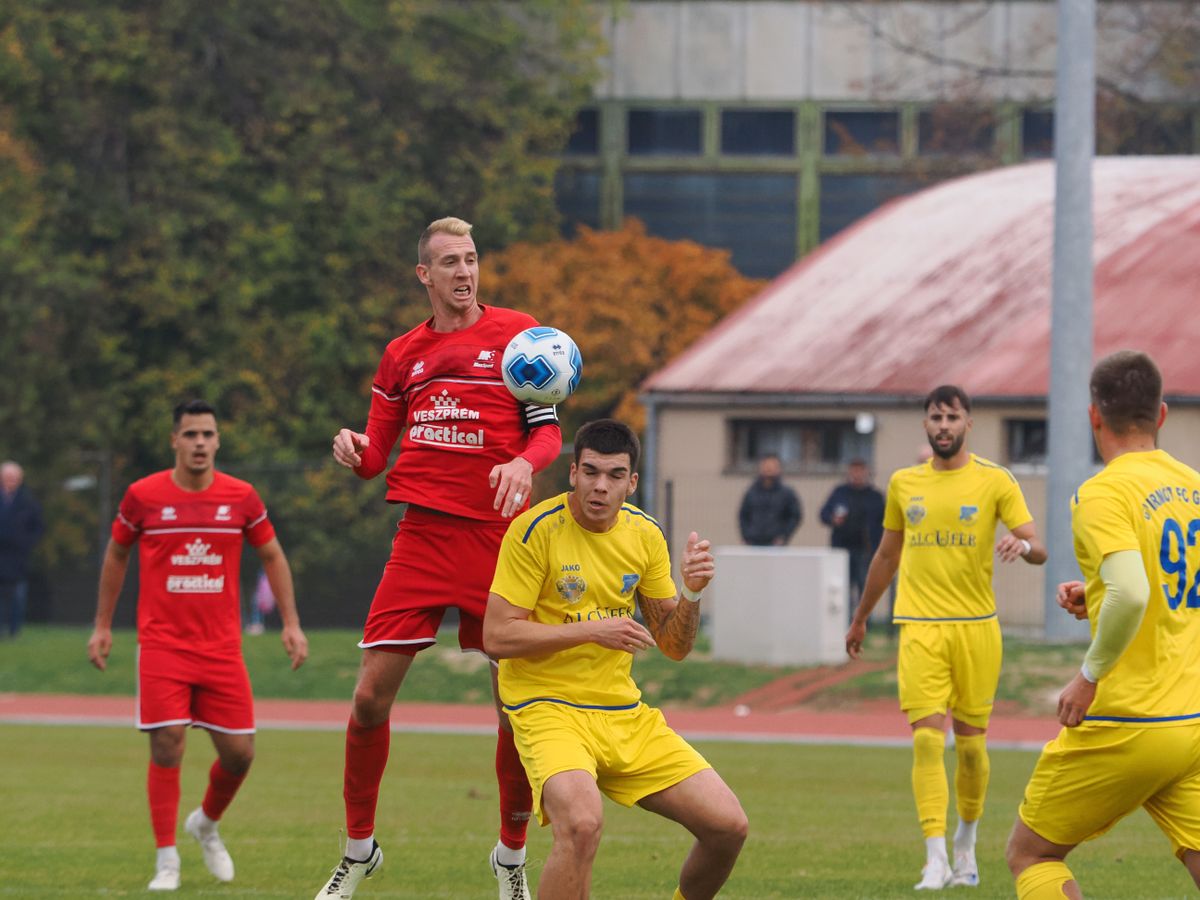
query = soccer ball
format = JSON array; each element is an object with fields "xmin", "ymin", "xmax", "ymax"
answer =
[{"xmin": 501, "ymin": 326, "xmax": 583, "ymax": 406}]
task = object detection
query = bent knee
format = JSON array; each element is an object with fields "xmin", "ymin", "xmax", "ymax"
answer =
[{"xmin": 552, "ymin": 811, "xmax": 604, "ymax": 851}]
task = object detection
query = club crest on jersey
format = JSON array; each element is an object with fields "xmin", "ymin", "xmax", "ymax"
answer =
[
  {"xmin": 215, "ymin": 504, "xmax": 232, "ymax": 521},
  {"xmin": 473, "ymin": 350, "xmax": 497, "ymax": 369},
  {"xmin": 959, "ymin": 505, "xmax": 979, "ymax": 524},
  {"xmin": 556, "ymin": 574, "xmax": 587, "ymax": 605},
  {"xmin": 620, "ymin": 574, "xmax": 640, "ymax": 595},
  {"xmin": 161, "ymin": 506, "xmax": 177, "ymax": 522},
  {"xmin": 905, "ymin": 503, "xmax": 926, "ymax": 526}
]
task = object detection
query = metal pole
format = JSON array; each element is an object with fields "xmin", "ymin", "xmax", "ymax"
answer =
[{"xmin": 1044, "ymin": 0, "xmax": 1096, "ymax": 641}]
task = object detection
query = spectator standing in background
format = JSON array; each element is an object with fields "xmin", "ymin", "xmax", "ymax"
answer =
[
  {"xmin": 819, "ymin": 459, "xmax": 885, "ymax": 621},
  {"xmin": 0, "ymin": 460, "xmax": 45, "ymax": 637},
  {"xmin": 738, "ymin": 455, "xmax": 802, "ymax": 546}
]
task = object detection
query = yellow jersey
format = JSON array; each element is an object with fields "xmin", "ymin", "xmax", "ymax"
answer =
[
  {"xmin": 884, "ymin": 454, "xmax": 1033, "ymax": 622},
  {"xmin": 1073, "ymin": 449, "xmax": 1200, "ymax": 726},
  {"xmin": 490, "ymin": 492, "xmax": 677, "ymax": 712}
]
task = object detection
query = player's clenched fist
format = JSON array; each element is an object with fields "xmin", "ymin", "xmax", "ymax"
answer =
[
  {"xmin": 332, "ymin": 428, "xmax": 369, "ymax": 468},
  {"xmin": 1056, "ymin": 580, "xmax": 1088, "ymax": 621},
  {"xmin": 589, "ymin": 617, "xmax": 656, "ymax": 653}
]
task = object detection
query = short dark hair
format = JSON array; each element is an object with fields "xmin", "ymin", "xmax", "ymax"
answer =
[
  {"xmin": 924, "ymin": 385, "xmax": 971, "ymax": 413},
  {"xmin": 1090, "ymin": 350, "xmax": 1162, "ymax": 435},
  {"xmin": 173, "ymin": 399, "xmax": 217, "ymax": 427},
  {"xmin": 574, "ymin": 419, "xmax": 640, "ymax": 472}
]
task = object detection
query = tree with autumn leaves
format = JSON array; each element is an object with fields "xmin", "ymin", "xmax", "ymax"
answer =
[{"xmin": 488, "ymin": 220, "xmax": 765, "ymax": 438}]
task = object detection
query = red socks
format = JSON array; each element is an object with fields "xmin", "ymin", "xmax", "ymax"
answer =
[
  {"xmin": 147, "ymin": 762, "xmax": 181, "ymax": 848},
  {"xmin": 344, "ymin": 716, "xmax": 391, "ymax": 839},
  {"xmin": 201, "ymin": 759, "xmax": 248, "ymax": 822},
  {"xmin": 496, "ymin": 726, "xmax": 532, "ymax": 850}
]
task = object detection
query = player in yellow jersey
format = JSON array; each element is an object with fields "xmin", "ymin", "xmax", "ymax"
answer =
[
  {"xmin": 1006, "ymin": 351, "xmax": 1200, "ymax": 899},
  {"xmin": 484, "ymin": 419, "xmax": 747, "ymax": 900},
  {"xmin": 846, "ymin": 385, "xmax": 1047, "ymax": 891}
]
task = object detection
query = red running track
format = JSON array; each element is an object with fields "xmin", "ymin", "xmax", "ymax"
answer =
[{"xmin": 0, "ymin": 693, "xmax": 1059, "ymax": 750}]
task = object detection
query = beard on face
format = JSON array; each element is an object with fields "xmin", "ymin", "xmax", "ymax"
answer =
[{"xmin": 928, "ymin": 432, "xmax": 965, "ymax": 460}]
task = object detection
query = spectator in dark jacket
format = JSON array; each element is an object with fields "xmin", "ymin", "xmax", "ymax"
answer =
[
  {"xmin": 0, "ymin": 460, "xmax": 45, "ymax": 636},
  {"xmin": 738, "ymin": 455, "xmax": 802, "ymax": 546},
  {"xmin": 819, "ymin": 459, "xmax": 885, "ymax": 619}
]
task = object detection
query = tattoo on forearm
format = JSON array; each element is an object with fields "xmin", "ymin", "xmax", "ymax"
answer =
[{"xmin": 638, "ymin": 592, "xmax": 700, "ymax": 658}]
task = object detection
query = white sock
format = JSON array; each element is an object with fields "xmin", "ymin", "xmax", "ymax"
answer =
[
  {"xmin": 925, "ymin": 836, "xmax": 948, "ymax": 863},
  {"xmin": 346, "ymin": 836, "xmax": 375, "ymax": 861},
  {"xmin": 193, "ymin": 808, "xmax": 218, "ymax": 832},
  {"xmin": 495, "ymin": 840, "xmax": 526, "ymax": 867},
  {"xmin": 156, "ymin": 846, "xmax": 180, "ymax": 869},
  {"xmin": 954, "ymin": 818, "xmax": 978, "ymax": 853}
]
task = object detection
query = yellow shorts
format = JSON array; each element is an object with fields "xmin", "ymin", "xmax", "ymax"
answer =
[
  {"xmin": 508, "ymin": 701, "xmax": 710, "ymax": 825},
  {"xmin": 897, "ymin": 619, "xmax": 1001, "ymax": 728},
  {"xmin": 1019, "ymin": 723, "xmax": 1200, "ymax": 856}
]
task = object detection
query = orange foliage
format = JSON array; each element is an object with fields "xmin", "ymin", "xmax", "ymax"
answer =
[{"xmin": 485, "ymin": 220, "xmax": 765, "ymax": 435}]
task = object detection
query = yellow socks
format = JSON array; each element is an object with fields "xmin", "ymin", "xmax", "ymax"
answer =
[
  {"xmin": 954, "ymin": 732, "xmax": 990, "ymax": 823},
  {"xmin": 912, "ymin": 727, "xmax": 948, "ymax": 837},
  {"xmin": 1016, "ymin": 861, "xmax": 1075, "ymax": 898},
  {"xmin": 672, "ymin": 889, "xmax": 686, "ymax": 900}
]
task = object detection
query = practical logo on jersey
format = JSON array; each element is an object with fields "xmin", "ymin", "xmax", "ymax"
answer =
[
  {"xmin": 170, "ymin": 539, "xmax": 224, "ymax": 567},
  {"xmin": 409, "ymin": 389, "xmax": 485, "ymax": 448},
  {"xmin": 167, "ymin": 574, "xmax": 226, "ymax": 593},
  {"xmin": 620, "ymin": 574, "xmax": 640, "ymax": 595},
  {"xmin": 161, "ymin": 506, "xmax": 177, "ymax": 522},
  {"xmin": 958, "ymin": 505, "xmax": 979, "ymax": 525},
  {"xmin": 905, "ymin": 503, "xmax": 926, "ymax": 526},
  {"xmin": 214, "ymin": 504, "xmax": 232, "ymax": 521},
  {"xmin": 411, "ymin": 360, "xmax": 425, "ymax": 377},
  {"xmin": 556, "ymin": 574, "xmax": 588, "ymax": 604},
  {"xmin": 473, "ymin": 350, "xmax": 497, "ymax": 369}
]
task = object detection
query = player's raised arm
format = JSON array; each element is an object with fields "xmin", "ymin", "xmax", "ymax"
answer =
[
  {"xmin": 87, "ymin": 538, "xmax": 132, "ymax": 671},
  {"xmin": 639, "ymin": 531, "xmax": 712, "ymax": 661}
]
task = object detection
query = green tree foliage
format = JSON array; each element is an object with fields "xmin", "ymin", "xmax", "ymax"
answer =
[{"xmin": 0, "ymin": 2, "xmax": 602, "ymax": 596}]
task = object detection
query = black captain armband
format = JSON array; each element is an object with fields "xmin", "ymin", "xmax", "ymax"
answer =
[{"xmin": 524, "ymin": 403, "xmax": 559, "ymax": 429}]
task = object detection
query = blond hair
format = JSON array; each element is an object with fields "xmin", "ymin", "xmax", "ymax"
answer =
[{"xmin": 418, "ymin": 216, "xmax": 473, "ymax": 265}]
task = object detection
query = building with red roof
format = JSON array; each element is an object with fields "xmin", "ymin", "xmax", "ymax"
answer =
[{"xmin": 641, "ymin": 157, "xmax": 1200, "ymax": 630}]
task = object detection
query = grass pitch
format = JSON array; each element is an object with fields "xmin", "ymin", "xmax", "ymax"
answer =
[{"xmin": 2, "ymin": 724, "xmax": 1195, "ymax": 898}]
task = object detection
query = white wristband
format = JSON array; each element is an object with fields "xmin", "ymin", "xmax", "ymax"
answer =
[
  {"xmin": 680, "ymin": 585, "xmax": 702, "ymax": 603},
  {"xmin": 1018, "ymin": 538, "xmax": 1032, "ymax": 557},
  {"xmin": 1080, "ymin": 662, "xmax": 1098, "ymax": 684}
]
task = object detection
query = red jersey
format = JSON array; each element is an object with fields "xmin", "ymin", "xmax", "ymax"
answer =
[
  {"xmin": 357, "ymin": 304, "xmax": 559, "ymax": 521},
  {"xmin": 111, "ymin": 470, "xmax": 275, "ymax": 652}
]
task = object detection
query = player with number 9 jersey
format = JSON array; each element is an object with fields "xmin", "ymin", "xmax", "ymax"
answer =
[{"xmin": 1070, "ymin": 449, "xmax": 1200, "ymax": 725}]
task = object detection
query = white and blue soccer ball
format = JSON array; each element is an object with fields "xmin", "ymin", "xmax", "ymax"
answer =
[{"xmin": 501, "ymin": 326, "xmax": 583, "ymax": 406}]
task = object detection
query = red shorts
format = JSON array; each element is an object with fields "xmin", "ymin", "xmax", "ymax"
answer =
[
  {"xmin": 360, "ymin": 506, "xmax": 507, "ymax": 655},
  {"xmin": 137, "ymin": 645, "xmax": 255, "ymax": 734}
]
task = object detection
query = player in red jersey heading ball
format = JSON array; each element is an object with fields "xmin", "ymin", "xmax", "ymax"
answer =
[
  {"xmin": 315, "ymin": 217, "xmax": 562, "ymax": 900},
  {"xmin": 88, "ymin": 399, "xmax": 308, "ymax": 892}
]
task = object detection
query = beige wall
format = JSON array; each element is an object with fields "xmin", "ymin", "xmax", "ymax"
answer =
[
  {"xmin": 651, "ymin": 400, "xmax": 1200, "ymax": 633},
  {"xmin": 599, "ymin": 1, "xmax": 1190, "ymax": 103}
]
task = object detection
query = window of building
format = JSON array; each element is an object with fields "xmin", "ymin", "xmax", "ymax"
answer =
[
  {"xmin": 720, "ymin": 109, "xmax": 795, "ymax": 156},
  {"xmin": 731, "ymin": 419, "xmax": 872, "ymax": 474},
  {"xmin": 818, "ymin": 173, "xmax": 934, "ymax": 243},
  {"xmin": 623, "ymin": 172, "xmax": 797, "ymax": 277},
  {"xmin": 627, "ymin": 108, "xmax": 703, "ymax": 156},
  {"xmin": 1006, "ymin": 419, "xmax": 1048, "ymax": 466},
  {"xmin": 554, "ymin": 170, "xmax": 602, "ymax": 235},
  {"xmin": 1022, "ymin": 110, "xmax": 1054, "ymax": 159},
  {"xmin": 565, "ymin": 108, "xmax": 599, "ymax": 156},
  {"xmin": 918, "ymin": 105, "xmax": 995, "ymax": 157},
  {"xmin": 823, "ymin": 110, "xmax": 900, "ymax": 157},
  {"xmin": 1098, "ymin": 102, "xmax": 1194, "ymax": 156}
]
